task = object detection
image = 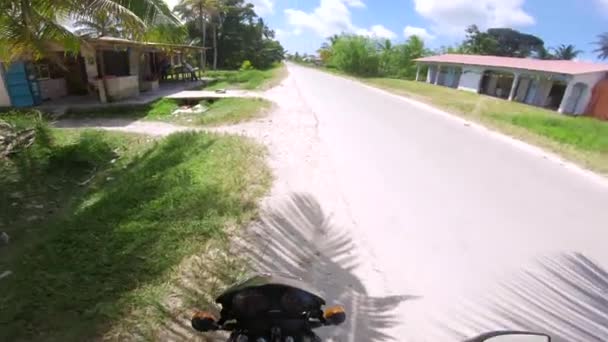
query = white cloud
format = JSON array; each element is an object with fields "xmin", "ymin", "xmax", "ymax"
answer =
[
  {"xmin": 248, "ymin": 0, "xmax": 274, "ymax": 16},
  {"xmin": 285, "ymin": 0, "xmax": 393, "ymax": 40},
  {"xmin": 358, "ymin": 25, "xmax": 397, "ymax": 39},
  {"xmin": 403, "ymin": 26, "xmax": 435, "ymax": 41},
  {"xmin": 412, "ymin": 0, "xmax": 534, "ymax": 35}
]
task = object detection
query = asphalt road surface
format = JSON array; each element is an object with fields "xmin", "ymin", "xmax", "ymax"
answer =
[{"xmin": 283, "ymin": 64, "xmax": 608, "ymax": 342}]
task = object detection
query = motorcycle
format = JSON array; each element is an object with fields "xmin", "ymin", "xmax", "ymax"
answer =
[{"xmin": 191, "ymin": 273, "xmax": 552, "ymax": 342}]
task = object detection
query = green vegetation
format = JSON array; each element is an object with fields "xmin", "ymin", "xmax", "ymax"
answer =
[
  {"xmin": 362, "ymin": 78, "xmax": 608, "ymax": 173},
  {"xmin": 174, "ymin": 98, "xmax": 271, "ymax": 127},
  {"xmin": 0, "ymin": 112, "xmax": 271, "ymax": 340},
  {"xmin": 296, "ymin": 34, "xmax": 430, "ymax": 79},
  {"xmin": 205, "ymin": 63, "xmax": 287, "ymax": 90},
  {"xmin": 67, "ymin": 96, "xmax": 272, "ymax": 127},
  {"xmin": 174, "ymin": 0, "xmax": 284, "ymax": 70}
]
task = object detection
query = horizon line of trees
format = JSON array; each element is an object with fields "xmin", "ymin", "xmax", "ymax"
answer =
[{"xmin": 292, "ymin": 24, "xmax": 608, "ymax": 79}]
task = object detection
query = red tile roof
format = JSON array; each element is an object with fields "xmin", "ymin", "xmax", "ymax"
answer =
[{"xmin": 414, "ymin": 54, "xmax": 608, "ymax": 75}]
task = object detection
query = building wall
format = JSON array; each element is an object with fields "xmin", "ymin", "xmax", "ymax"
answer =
[
  {"xmin": 105, "ymin": 75, "xmax": 139, "ymax": 101},
  {"xmin": 39, "ymin": 78, "xmax": 68, "ymax": 100},
  {"xmin": 129, "ymin": 48, "xmax": 140, "ymax": 76},
  {"xmin": 535, "ymin": 79, "xmax": 554, "ymax": 107},
  {"xmin": 458, "ymin": 66, "xmax": 484, "ymax": 92},
  {"xmin": 0, "ymin": 63, "xmax": 11, "ymax": 107},
  {"xmin": 570, "ymin": 71, "xmax": 606, "ymax": 114},
  {"xmin": 81, "ymin": 45, "xmax": 99, "ymax": 84}
]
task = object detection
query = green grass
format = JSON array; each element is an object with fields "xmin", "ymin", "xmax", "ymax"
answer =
[
  {"xmin": 203, "ymin": 63, "xmax": 287, "ymax": 90},
  {"xmin": 0, "ymin": 113, "xmax": 271, "ymax": 341},
  {"xmin": 170, "ymin": 98, "xmax": 271, "ymax": 127},
  {"xmin": 66, "ymin": 98, "xmax": 180, "ymax": 119},
  {"xmin": 67, "ymin": 97, "xmax": 271, "ymax": 127},
  {"xmin": 361, "ymin": 77, "xmax": 608, "ymax": 174}
]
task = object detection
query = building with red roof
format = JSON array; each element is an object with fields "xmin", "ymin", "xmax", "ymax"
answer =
[{"xmin": 414, "ymin": 54, "xmax": 608, "ymax": 115}]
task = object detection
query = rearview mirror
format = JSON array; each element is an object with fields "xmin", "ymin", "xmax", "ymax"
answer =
[{"xmin": 470, "ymin": 331, "xmax": 551, "ymax": 342}]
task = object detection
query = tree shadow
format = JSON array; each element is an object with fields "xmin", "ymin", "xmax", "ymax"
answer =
[
  {"xmin": 166, "ymin": 193, "xmax": 412, "ymax": 341},
  {"xmin": 438, "ymin": 252, "xmax": 608, "ymax": 342}
]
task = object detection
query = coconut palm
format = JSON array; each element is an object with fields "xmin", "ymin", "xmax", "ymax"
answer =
[
  {"xmin": 595, "ymin": 33, "xmax": 608, "ymax": 60},
  {"xmin": 552, "ymin": 44, "xmax": 582, "ymax": 60},
  {"xmin": 0, "ymin": 0, "xmax": 177, "ymax": 63},
  {"xmin": 74, "ymin": 12, "xmax": 123, "ymax": 38},
  {"xmin": 175, "ymin": 0, "xmax": 216, "ymax": 71}
]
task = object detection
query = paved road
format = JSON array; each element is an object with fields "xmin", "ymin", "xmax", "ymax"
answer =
[{"xmin": 285, "ymin": 64, "xmax": 608, "ymax": 341}]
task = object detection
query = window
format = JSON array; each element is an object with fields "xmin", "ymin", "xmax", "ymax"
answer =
[
  {"xmin": 34, "ymin": 64, "xmax": 51, "ymax": 80},
  {"xmin": 101, "ymin": 50, "xmax": 130, "ymax": 77}
]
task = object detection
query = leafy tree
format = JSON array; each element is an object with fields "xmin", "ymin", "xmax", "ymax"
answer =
[
  {"xmin": 534, "ymin": 46, "xmax": 554, "ymax": 60},
  {"xmin": 462, "ymin": 25, "xmax": 499, "ymax": 55},
  {"xmin": 178, "ymin": 0, "xmax": 283, "ymax": 69},
  {"xmin": 436, "ymin": 44, "xmax": 467, "ymax": 55},
  {"xmin": 175, "ymin": 0, "xmax": 214, "ymax": 70},
  {"xmin": 330, "ymin": 35, "xmax": 380, "ymax": 76},
  {"xmin": 486, "ymin": 28, "xmax": 544, "ymax": 57},
  {"xmin": 552, "ymin": 44, "xmax": 582, "ymax": 60},
  {"xmin": 384, "ymin": 35, "xmax": 429, "ymax": 78}
]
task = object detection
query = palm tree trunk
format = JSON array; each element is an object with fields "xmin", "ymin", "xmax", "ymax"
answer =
[
  {"xmin": 199, "ymin": 2, "xmax": 206, "ymax": 72},
  {"xmin": 212, "ymin": 23, "xmax": 218, "ymax": 70}
]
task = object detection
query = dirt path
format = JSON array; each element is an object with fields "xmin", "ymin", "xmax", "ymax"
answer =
[{"xmin": 54, "ymin": 117, "xmax": 194, "ymax": 136}]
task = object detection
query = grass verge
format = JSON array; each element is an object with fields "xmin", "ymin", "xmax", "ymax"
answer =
[
  {"xmin": 360, "ymin": 77, "xmax": 608, "ymax": 174},
  {"xmin": 171, "ymin": 98, "xmax": 272, "ymax": 127},
  {"xmin": 66, "ymin": 97, "xmax": 271, "ymax": 127},
  {"xmin": 204, "ymin": 63, "xmax": 287, "ymax": 90},
  {"xmin": 0, "ymin": 111, "xmax": 271, "ymax": 341}
]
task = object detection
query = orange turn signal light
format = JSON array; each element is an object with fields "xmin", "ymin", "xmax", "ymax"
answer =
[
  {"xmin": 324, "ymin": 305, "xmax": 346, "ymax": 325},
  {"xmin": 191, "ymin": 311, "xmax": 218, "ymax": 332}
]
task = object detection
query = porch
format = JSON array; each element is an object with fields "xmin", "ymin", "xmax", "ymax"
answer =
[{"xmin": 38, "ymin": 80, "xmax": 207, "ymax": 115}]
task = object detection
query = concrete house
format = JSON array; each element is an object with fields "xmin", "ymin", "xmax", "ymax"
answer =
[
  {"xmin": 0, "ymin": 37, "xmax": 205, "ymax": 109},
  {"xmin": 414, "ymin": 54, "xmax": 608, "ymax": 115}
]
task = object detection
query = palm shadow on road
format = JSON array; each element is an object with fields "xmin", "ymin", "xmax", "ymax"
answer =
[
  {"xmin": 236, "ymin": 193, "xmax": 412, "ymax": 341},
  {"xmin": 439, "ymin": 252, "xmax": 608, "ymax": 342},
  {"xmin": 156, "ymin": 193, "xmax": 412, "ymax": 341}
]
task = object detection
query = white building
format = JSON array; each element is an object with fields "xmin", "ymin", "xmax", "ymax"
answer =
[{"xmin": 414, "ymin": 54, "xmax": 608, "ymax": 115}]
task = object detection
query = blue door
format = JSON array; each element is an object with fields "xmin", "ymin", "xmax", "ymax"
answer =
[{"xmin": 3, "ymin": 62, "xmax": 41, "ymax": 107}]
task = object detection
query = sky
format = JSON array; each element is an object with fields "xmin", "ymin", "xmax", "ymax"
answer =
[{"xmin": 165, "ymin": 0, "xmax": 608, "ymax": 61}]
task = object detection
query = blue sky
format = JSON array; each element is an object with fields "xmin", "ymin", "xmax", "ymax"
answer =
[{"xmin": 206, "ymin": 0, "xmax": 608, "ymax": 61}]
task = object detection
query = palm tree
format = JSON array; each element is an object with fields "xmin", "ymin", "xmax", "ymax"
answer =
[
  {"xmin": 595, "ymin": 33, "xmax": 608, "ymax": 60},
  {"xmin": 552, "ymin": 44, "xmax": 582, "ymax": 60},
  {"xmin": 74, "ymin": 12, "xmax": 122, "ymax": 38},
  {"xmin": 0, "ymin": 0, "xmax": 177, "ymax": 63},
  {"xmin": 175, "ymin": 0, "xmax": 214, "ymax": 71}
]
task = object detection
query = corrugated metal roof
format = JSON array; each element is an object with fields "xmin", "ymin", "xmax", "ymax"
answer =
[{"xmin": 414, "ymin": 54, "xmax": 608, "ymax": 75}]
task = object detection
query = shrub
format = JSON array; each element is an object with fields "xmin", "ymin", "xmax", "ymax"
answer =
[
  {"xmin": 240, "ymin": 60, "xmax": 254, "ymax": 71},
  {"xmin": 330, "ymin": 35, "xmax": 380, "ymax": 77}
]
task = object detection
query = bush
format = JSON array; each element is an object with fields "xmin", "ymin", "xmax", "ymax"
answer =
[
  {"xmin": 1, "ymin": 110, "xmax": 53, "ymax": 178},
  {"xmin": 330, "ymin": 35, "xmax": 380, "ymax": 77},
  {"xmin": 240, "ymin": 60, "xmax": 254, "ymax": 71}
]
